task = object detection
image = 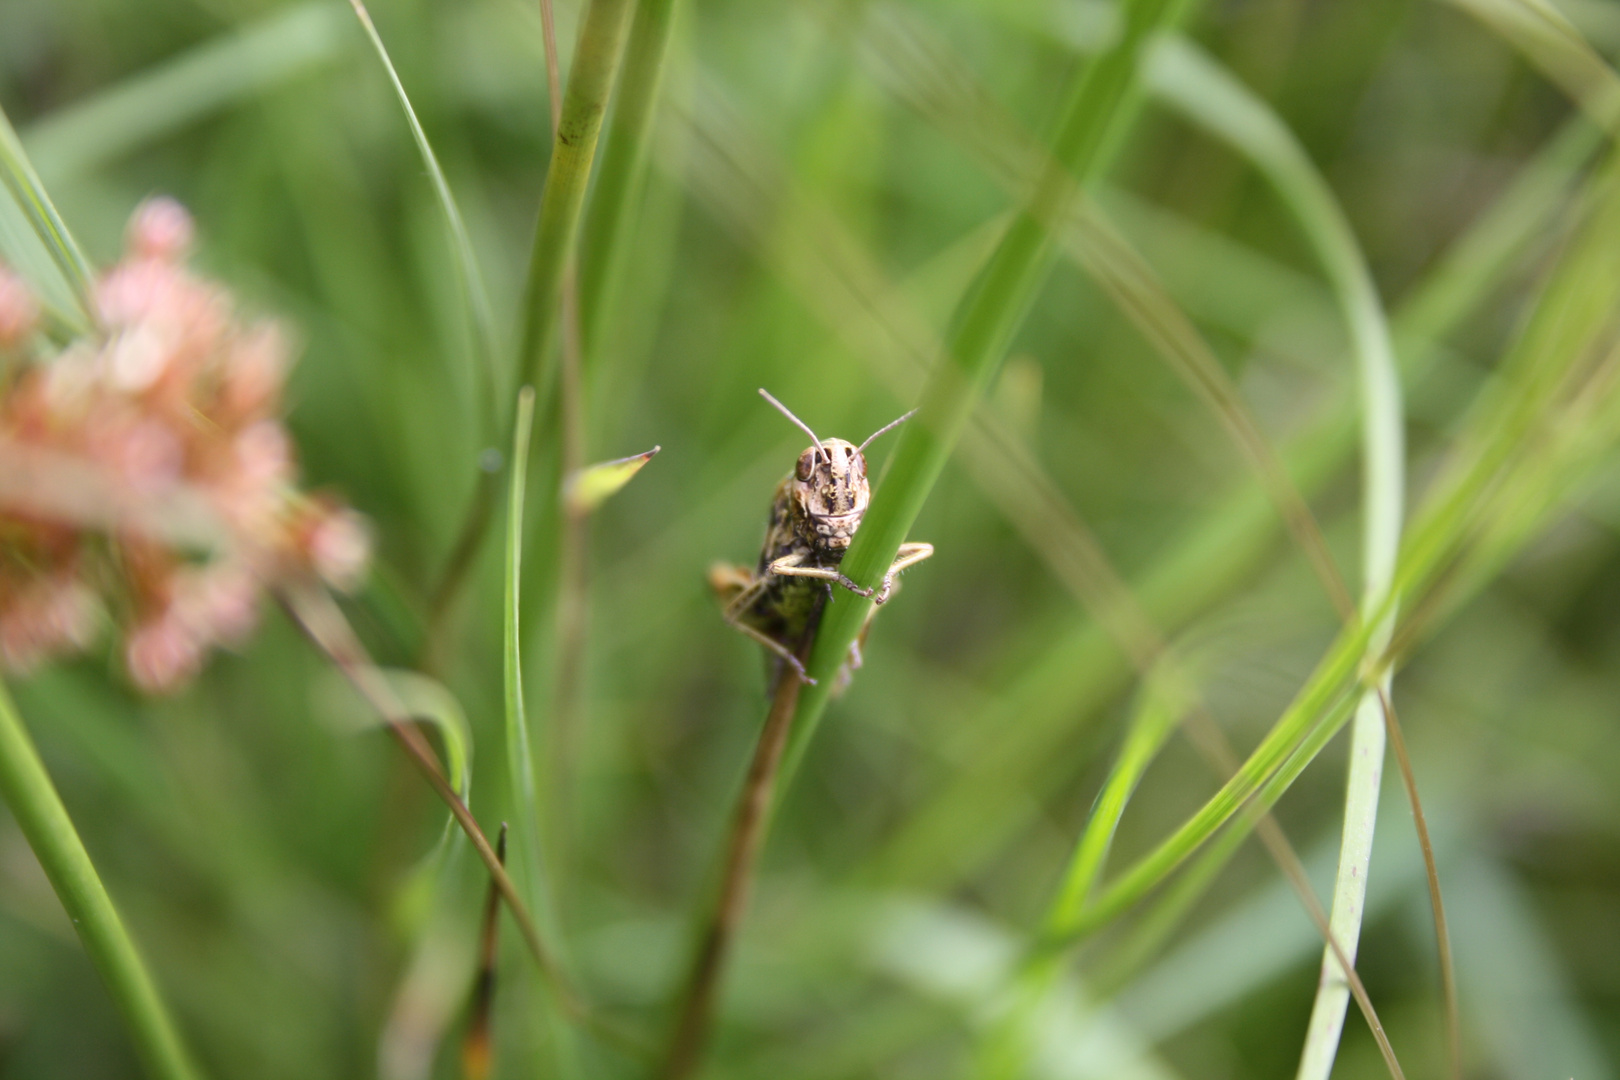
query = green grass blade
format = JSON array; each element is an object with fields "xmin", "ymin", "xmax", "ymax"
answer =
[
  {"xmin": 0, "ymin": 104, "xmax": 96, "ymax": 323},
  {"xmin": 347, "ymin": 0, "xmax": 500, "ymax": 436},
  {"xmin": 505, "ymin": 385, "xmax": 540, "ymax": 888},
  {"xmin": 0, "ymin": 678, "xmax": 203, "ymax": 1080},
  {"xmin": 977, "ymin": 665, "xmax": 1194, "ymax": 1079},
  {"xmin": 1074, "ymin": 141, "xmax": 1620, "ymax": 961},
  {"xmin": 1442, "ymin": 0, "xmax": 1620, "ymax": 133},
  {"xmin": 783, "ymin": 0, "xmax": 1203, "ymax": 784},
  {"xmin": 1055, "ymin": 631, "xmax": 1372, "ymax": 946},
  {"xmin": 1142, "ymin": 38, "xmax": 1407, "ymax": 1080},
  {"xmin": 1051, "ymin": 668, "xmax": 1194, "ymax": 931}
]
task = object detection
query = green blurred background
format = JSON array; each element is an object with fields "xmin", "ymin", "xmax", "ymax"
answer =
[{"xmin": 2, "ymin": 0, "xmax": 1619, "ymax": 1077}]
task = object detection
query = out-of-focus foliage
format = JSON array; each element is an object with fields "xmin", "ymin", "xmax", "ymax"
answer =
[{"xmin": 1, "ymin": 0, "xmax": 1618, "ymax": 1078}]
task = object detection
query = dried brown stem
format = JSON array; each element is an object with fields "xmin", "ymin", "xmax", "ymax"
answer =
[
  {"xmin": 658, "ymin": 667, "xmax": 806, "ymax": 1080},
  {"xmin": 1182, "ymin": 706, "xmax": 1406, "ymax": 1080},
  {"xmin": 1376, "ymin": 685, "xmax": 1460, "ymax": 1080},
  {"xmin": 460, "ymin": 824, "xmax": 508, "ymax": 1080},
  {"xmin": 277, "ymin": 583, "xmax": 581, "ymax": 1018}
]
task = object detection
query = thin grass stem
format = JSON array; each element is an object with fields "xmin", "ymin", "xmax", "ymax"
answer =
[
  {"xmin": 503, "ymin": 387, "xmax": 544, "ymax": 906},
  {"xmin": 460, "ymin": 824, "xmax": 508, "ymax": 1080},
  {"xmin": 580, "ymin": 0, "xmax": 679, "ymax": 350},
  {"xmin": 539, "ymin": 0, "xmax": 594, "ymax": 867}
]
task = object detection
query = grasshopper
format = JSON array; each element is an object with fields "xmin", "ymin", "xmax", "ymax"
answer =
[{"xmin": 709, "ymin": 389, "xmax": 933, "ymax": 690}]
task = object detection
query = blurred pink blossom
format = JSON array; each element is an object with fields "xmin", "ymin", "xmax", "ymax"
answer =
[{"xmin": 0, "ymin": 197, "xmax": 370, "ymax": 692}]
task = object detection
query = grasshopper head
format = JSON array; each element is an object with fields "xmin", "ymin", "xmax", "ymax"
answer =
[
  {"xmin": 791, "ymin": 438, "xmax": 869, "ymax": 551},
  {"xmin": 757, "ymin": 388, "xmax": 916, "ymax": 556}
]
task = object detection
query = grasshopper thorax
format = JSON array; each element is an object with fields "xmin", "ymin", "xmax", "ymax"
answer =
[{"xmin": 789, "ymin": 438, "xmax": 870, "ymax": 553}]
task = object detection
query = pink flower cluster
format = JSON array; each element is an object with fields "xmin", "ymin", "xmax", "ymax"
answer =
[{"xmin": 0, "ymin": 198, "xmax": 369, "ymax": 692}]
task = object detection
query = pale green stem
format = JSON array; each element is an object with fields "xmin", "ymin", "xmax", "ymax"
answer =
[
  {"xmin": 979, "ymin": 667, "xmax": 1191, "ymax": 1079},
  {"xmin": 580, "ymin": 0, "xmax": 680, "ymax": 353},
  {"xmin": 515, "ymin": 0, "xmax": 638, "ymax": 408},
  {"xmin": 0, "ymin": 678, "xmax": 203, "ymax": 1080}
]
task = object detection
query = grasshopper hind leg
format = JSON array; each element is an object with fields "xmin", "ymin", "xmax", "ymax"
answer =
[{"xmin": 708, "ymin": 561, "xmax": 816, "ymax": 686}]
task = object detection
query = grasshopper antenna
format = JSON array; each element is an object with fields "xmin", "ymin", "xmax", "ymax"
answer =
[
  {"xmin": 759, "ymin": 388, "xmax": 825, "ymax": 461},
  {"xmin": 859, "ymin": 408, "xmax": 918, "ymax": 452}
]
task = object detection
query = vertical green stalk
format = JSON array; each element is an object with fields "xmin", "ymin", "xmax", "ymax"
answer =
[
  {"xmin": 514, "ymin": 0, "xmax": 638, "ymax": 408},
  {"xmin": 783, "ymin": 0, "xmax": 1202, "ymax": 781},
  {"xmin": 579, "ymin": 0, "xmax": 679, "ymax": 353},
  {"xmin": 0, "ymin": 678, "xmax": 202, "ymax": 1080}
]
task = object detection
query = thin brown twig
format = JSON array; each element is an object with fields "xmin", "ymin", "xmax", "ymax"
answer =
[
  {"xmin": 1181, "ymin": 705, "xmax": 1406, "ymax": 1080},
  {"xmin": 659, "ymin": 664, "xmax": 806, "ymax": 1080},
  {"xmin": 461, "ymin": 824, "xmax": 508, "ymax": 1080},
  {"xmin": 277, "ymin": 583, "xmax": 582, "ymax": 1018},
  {"xmin": 1376, "ymin": 685, "xmax": 1461, "ymax": 1080}
]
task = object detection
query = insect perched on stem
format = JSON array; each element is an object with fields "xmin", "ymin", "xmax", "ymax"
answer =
[{"xmin": 709, "ymin": 389, "xmax": 934, "ymax": 690}]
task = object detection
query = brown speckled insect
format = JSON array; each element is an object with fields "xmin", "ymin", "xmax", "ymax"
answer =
[{"xmin": 709, "ymin": 389, "xmax": 933, "ymax": 689}]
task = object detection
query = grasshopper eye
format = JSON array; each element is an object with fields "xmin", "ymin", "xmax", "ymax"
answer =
[{"xmin": 796, "ymin": 450, "xmax": 816, "ymax": 481}]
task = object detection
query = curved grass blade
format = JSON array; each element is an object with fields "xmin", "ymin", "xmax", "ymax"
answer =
[
  {"xmin": 978, "ymin": 665, "xmax": 1193, "ymax": 1080},
  {"xmin": 279, "ymin": 583, "xmax": 583, "ymax": 1018},
  {"xmin": 1140, "ymin": 37, "xmax": 1419, "ymax": 1080},
  {"xmin": 330, "ymin": 665, "xmax": 473, "ymax": 803},
  {"xmin": 346, "ymin": 0, "xmax": 500, "ymax": 437},
  {"xmin": 0, "ymin": 678, "xmax": 203, "ymax": 1080},
  {"xmin": 858, "ymin": 99, "xmax": 1601, "ymax": 904}
]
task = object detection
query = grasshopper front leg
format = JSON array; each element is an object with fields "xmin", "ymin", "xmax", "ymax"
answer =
[
  {"xmin": 766, "ymin": 552, "xmax": 876, "ymax": 599},
  {"xmin": 872, "ymin": 542, "xmax": 934, "ymax": 605}
]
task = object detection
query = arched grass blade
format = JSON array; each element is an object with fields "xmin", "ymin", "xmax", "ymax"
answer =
[
  {"xmin": 346, "ymin": 0, "xmax": 500, "ymax": 436},
  {"xmin": 1141, "ymin": 36, "xmax": 1418, "ymax": 1080}
]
